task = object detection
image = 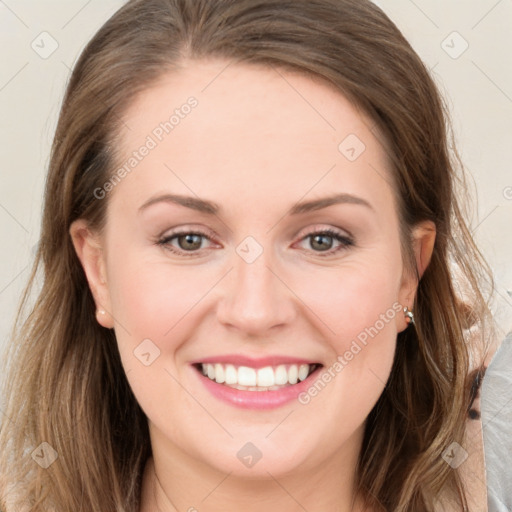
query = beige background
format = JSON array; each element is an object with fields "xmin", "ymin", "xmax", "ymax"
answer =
[{"xmin": 0, "ymin": 0, "xmax": 511, "ymax": 363}]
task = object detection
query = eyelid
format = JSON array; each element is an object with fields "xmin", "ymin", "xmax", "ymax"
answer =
[
  {"xmin": 294, "ymin": 223, "xmax": 353, "ymax": 241},
  {"xmin": 158, "ymin": 224, "xmax": 219, "ymax": 242}
]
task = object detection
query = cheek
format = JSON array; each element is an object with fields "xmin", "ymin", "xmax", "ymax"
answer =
[
  {"xmin": 292, "ymin": 260, "xmax": 401, "ymax": 419},
  {"xmin": 105, "ymin": 250, "xmax": 221, "ymax": 381},
  {"xmin": 296, "ymin": 259, "xmax": 402, "ymax": 350},
  {"xmin": 107, "ymin": 249, "xmax": 204, "ymax": 335},
  {"xmin": 104, "ymin": 258, "xmax": 208, "ymax": 427}
]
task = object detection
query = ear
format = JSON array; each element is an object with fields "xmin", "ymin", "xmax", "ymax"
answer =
[
  {"xmin": 397, "ymin": 220, "xmax": 436, "ymax": 332},
  {"xmin": 69, "ymin": 219, "xmax": 114, "ymax": 329}
]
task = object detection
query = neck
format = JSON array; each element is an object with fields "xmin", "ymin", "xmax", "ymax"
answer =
[{"xmin": 140, "ymin": 427, "xmax": 368, "ymax": 512}]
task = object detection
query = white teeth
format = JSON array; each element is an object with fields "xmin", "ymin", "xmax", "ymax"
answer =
[
  {"xmin": 257, "ymin": 366, "xmax": 275, "ymax": 387},
  {"xmin": 274, "ymin": 365, "xmax": 288, "ymax": 385},
  {"xmin": 200, "ymin": 363, "xmax": 316, "ymax": 390},
  {"xmin": 238, "ymin": 366, "xmax": 257, "ymax": 386},
  {"xmin": 225, "ymin": 364, "xmax": 237, "ymax": 385},
  {"xmin": 288, "ymin": 365, "xmax": 298, "ymax": 385},
  {"xmin": 214, "ymin": 363, "xmax": 225, "ymax": 384},
  {"xmin": 298, "ymin": 364, "xmax": 309, "ymax": 381}
]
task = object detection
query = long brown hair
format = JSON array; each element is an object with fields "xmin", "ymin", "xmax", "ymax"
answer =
[{"xmin": 0, "ymin": 1, "xmax": 495, "ymax": 510}]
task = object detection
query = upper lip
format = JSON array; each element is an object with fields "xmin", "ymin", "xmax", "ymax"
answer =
[{"xmin": 191, "ymin": 355, "xmax": 322, "ymax": 369}]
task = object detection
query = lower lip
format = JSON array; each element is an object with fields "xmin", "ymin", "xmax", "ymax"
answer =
[{"xmin": 192, "ymin": 365, "xmax": 323, "ymax": 410}]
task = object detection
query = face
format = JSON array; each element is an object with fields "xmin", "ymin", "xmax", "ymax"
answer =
[{"xmin": 72, "ymin": 59, "xmax": 434, "ymax": 480}]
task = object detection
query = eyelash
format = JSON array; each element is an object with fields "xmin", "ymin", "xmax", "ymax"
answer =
[{"xmin": 156, "ymin": 227, "xmax": 354, "ymax": 258}]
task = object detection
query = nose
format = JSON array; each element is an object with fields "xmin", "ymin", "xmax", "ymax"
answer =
[{"xmin": 216, "ymin": 246, "xmax": 296, "ymax": 336}]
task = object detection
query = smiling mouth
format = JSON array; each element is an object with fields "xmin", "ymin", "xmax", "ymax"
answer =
[{"xmin": 193, "ymin": 362, "xmax": 323, "ymax": 391}]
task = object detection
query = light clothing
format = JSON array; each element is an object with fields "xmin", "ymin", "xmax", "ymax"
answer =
[{"xmin": 481, "ymin": 332, "xmax": 512, "ymax": 512}]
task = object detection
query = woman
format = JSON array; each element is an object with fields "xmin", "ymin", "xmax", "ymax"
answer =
[{"xmin": 0, "ymin": 0, "xmax": 495, "ymax": 510}]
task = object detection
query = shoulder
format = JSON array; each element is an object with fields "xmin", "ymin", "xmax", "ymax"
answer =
[{"xmin": 481, "ymin": 333, "xmax": 512, "ymax": 511}]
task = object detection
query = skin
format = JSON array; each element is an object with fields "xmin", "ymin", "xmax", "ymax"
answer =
[{"xmin": 70, "ymin": 59, "xmax": 435, "ymax": 512}]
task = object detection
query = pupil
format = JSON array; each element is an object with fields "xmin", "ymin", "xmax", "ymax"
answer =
[
  {"xmin": 312, "ymin": 234, "xmax": 332, "ymax": 251},
  {"xmin": 180, "ymin": 234, "xmax": 201, "ymax": 250}
]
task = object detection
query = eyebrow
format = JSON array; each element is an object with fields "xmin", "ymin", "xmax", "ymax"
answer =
[{"xmin": 138, "ymin": 192, "xmax": 373, "ymax": 216}]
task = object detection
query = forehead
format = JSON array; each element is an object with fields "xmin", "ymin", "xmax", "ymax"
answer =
[{"xmin": 110, "ymin": 58, "xmax": 395, "ymax": 219}]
